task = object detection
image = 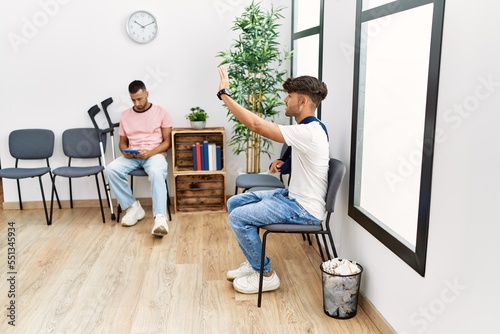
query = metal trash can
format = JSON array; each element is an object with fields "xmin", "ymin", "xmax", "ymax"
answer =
[{"xmin": 320, "ymin": 259, "xmax": 363, "ymax": 319}]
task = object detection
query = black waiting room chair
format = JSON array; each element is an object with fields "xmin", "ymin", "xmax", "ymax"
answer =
[
  {"xmin": 234, "ymin": 143, "xmax": 289, "ymax": 194},
  {"xmin": 256, "ymin": 158, "xmax": 346, "ymax": 307},
  {"xmin": 0, "ymin": 128, "xmax": 61, "ymax": 225},
  {"xmin": 50, "ymin": 128, "xmax": 109, "ymax": 224}
]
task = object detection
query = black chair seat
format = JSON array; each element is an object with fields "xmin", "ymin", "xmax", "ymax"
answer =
[
  {"xmin": 236, "ymin": 174, "xmax": 284, "ymax": 190},
  {"xmin": 234, "ymin": 143, "xmax": 289, "ymax": 194},
  {"xmin": 0, "ymin": 167, "xmax": 50, "ymax": 179},
  {"xmin": 53, "ymin": 166, "xmax": 104, "ymax": 178},
  {"xmin": 248, "ymin": 186, "xmax": 280, "ymax": 192},
  {"xmin": 129, "ymin": 168, "xmax": 147, "ymax": 177},
  {"xmin": 261, "ymin": 223, "xmax": 322, "ymax": 233}
]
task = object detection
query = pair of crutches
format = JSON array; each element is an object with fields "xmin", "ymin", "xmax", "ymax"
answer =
[{"xmin": 88, "ymin": 97, "xmax": 119, "ymax": 221}]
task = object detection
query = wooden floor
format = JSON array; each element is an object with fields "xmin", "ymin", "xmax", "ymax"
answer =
[{"xmin": 0, "ymin": 201, "xmax": 384, "ymax": 333}]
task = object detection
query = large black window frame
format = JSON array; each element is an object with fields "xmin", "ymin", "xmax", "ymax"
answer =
[{"xmin": 349, "ymin": 0, "xmax": 445, "ymax": 276}]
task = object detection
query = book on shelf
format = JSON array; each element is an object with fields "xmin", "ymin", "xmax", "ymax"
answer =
[
  {"xmin": 195, "ymin": 142, "xmax": 202, "ymax": 171},
  {"xmin": 202, "ymin": 140, "xmax": 209, "ymax": 171},
  {"xmin": 192, "ymin": 141, "xmax": 222, "ymax": 171},
  {"xmin": 216, "ymin": 146, "xmax": 222, "ymax": 170}
]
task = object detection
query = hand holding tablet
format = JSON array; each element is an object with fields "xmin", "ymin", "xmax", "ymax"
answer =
[{"xmin": 122, "ymin": 149, "xmax": 140, "ymax": 155}]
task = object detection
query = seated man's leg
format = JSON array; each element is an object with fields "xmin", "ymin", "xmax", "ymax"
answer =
[
  {"xmin": 228, "ymin": 188, "xmax": 318, "ymax": 275},
  {"xmin": 227, "ymin": 190, "xmax": 269, "ymax": 213},
  {"xmin": 107, "ymin": 156, "xmax": 145, "ymax": 227},
  {"xmin": 229, "ymin": 188, "xmax": 321, "ymax": 293},
  {"xmin": 143, "ymin": 154, "xmax": 169, "ymax": 237},
  {"xmin": 142, "ymin": 154, "xmax": 168, "ymax": 217},
  {"xmin": 107, "ymin": 156, "xmax": 140, "ymax": 209}
]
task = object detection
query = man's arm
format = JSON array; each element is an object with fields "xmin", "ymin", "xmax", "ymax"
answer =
[
  {"xmin": 119, "ymin": 135, "xmax": 137, "ymax": 159},
  {"xmin": 139, "ymin": 127, "xmax": 172, "ymax": 159},
  {"xmin": 120, "ymin": 127, "xmax": 172, "ymax": 160},
  {"xmin": 218, "ymin": 66, "xmax": 285, "ymax": 144}
]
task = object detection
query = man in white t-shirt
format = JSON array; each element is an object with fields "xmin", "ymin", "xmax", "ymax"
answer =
[
  {"xmin": 217, "ymin": 67, "xmax": 329, "ymax": 294},
  {"xmin": 106, "ymin": 80, "xmax": 172, "ymax": 237}
]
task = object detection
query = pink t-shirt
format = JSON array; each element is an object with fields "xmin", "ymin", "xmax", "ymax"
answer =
[{"xmin": 118, "ymin": 104, "xmax": 172, "ymax": 151}]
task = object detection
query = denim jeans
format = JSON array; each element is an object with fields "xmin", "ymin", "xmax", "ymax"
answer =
[
  {"xmin": 106, "ymin": 154, "xmax": 168, "ymax": 217},
  {"xmin": 227, "ymin": 188, "xmax": 321, "ymax": 274}
]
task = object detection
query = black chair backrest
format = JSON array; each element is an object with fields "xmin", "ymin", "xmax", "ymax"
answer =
[
  {"xmin": 325, "ymin": 158, "xmax": 346, "ymax": 213},
  {"xmin": 9, "ymin": 129, "xmax": 55, "ymax": 160},
  {"xmin": 62, "ymin": 128, "xmax": 106, "ymax": 159},
  {"xmin": 280, "ymin": 143, "xmax": 289, "ymax": 157}
]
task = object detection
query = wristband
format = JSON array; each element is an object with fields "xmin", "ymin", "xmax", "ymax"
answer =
[{"xmin": 217, "ymin": 88, "xmax": 231, "ymax": 100}]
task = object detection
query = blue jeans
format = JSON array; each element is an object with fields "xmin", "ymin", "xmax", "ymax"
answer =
[
  {"xmin": 227, "ymin": 188, "xmax": 320, "ymax": 274},
  {"xmin": 106, "ymin": 154, "xmax": 168, "ymax": 217}
]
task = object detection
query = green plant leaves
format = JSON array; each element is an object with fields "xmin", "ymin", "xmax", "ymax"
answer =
[{"xmin": 217, "ymin": 1, "xmax": 291, "ymax": 173}]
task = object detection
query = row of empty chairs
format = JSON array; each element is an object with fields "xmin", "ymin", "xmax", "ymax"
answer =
[
  {"xmin": 0, "ymin": 128, "xmax": 108, "ymax": 225},
  {"xmin": 0, "ymin": 126, "xmax": 171, "ymax": 225}
]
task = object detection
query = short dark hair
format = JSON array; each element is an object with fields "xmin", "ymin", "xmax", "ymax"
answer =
[
  {"xmin": 282, "ymin": 76, "xmax": 328, "ymax": 107},
  {"xmin": 128, "ymin": 80, "xmax": 147, "ymax": 94}
]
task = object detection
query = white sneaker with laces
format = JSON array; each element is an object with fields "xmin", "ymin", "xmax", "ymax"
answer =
[
  {"xmin": 152, "ymin": 214, "xmax": 169, "ymax": 237},
  {"xmin": 233, "ymin": 271, "xmax": 280, "ymax": 294},
  {"xmin": 226, "ymin": 261, "xmax": 255, "ymax": 282},
  {"xmin": 121, "ymin": 201, "xmax": 145, "ymax": 227}
]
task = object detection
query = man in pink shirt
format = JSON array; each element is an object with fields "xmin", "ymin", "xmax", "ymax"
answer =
[{"xmin": 106, "ymin": 80, "xmax": 172, "ymax": 237}]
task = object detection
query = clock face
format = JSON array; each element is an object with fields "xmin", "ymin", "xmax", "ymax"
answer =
[{"xmin": 126, "ymin": 11, "xmax": 158, "ymax": 44}]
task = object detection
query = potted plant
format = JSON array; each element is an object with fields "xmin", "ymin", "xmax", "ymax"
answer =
[
  {"xmin": 186, "ymin": 106, "xmax": 209, "ymax": 129},
  {"xmin": 217, "ymin": 1, "xmax": 291, "ymax": 173}
]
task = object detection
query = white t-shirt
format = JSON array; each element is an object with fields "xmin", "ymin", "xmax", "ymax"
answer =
[{"xmin": 278, "ymin": 122, "xmax": 329, "ymax": 220}]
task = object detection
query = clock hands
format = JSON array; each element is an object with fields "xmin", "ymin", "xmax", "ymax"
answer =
[
  {"xmin": 134, "ymin": 20, "xmax": 145, "ymax": 29},
  {"xmin": 134, "ymin": 20, "xmax": 155, "ymax": 30}
]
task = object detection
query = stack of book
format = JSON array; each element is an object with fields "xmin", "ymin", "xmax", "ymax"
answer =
[{"xmin": 192, "ymin": 141, "xmax": 222, "ymax": 171}]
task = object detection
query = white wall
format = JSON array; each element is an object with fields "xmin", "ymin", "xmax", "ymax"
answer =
[
  {"xmin": 0, "ymin": 0, "xmax": 290, "ymax": 203},
  {"xmin": 3, "ymin": 0, "xmax": 500, "ymax": 332},
  {"xmin": 324, "ymin": 0, "xmax": 500, "ymax": 333}
]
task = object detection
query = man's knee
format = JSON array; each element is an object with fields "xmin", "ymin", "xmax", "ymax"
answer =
[
  {"xmin": 106, "ymin": 160, "xmax": 118, "ymax": 177},
  {"xmin": 227, "ymin": 196, "xmax": 238, "ymax": 213},
  {"xmin": 147, "ymin": 166, "xmax": 167, "ymax": 180}
]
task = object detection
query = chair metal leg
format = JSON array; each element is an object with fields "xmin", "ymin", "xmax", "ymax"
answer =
[
  {"xmin": 314, "ymin": 234, "xmax": 328, "ymax": 262},
  {"xmin": 117, "ymin": 205, "xmax": 122, "ymax": 223},
  {"xmin": 326, "ymin": 231, "xmax": 338, "ymax": 258},
  {"xmin": 69, "ymin": 178, "xmax": 74, "ymax": 208},
  {"xmin": 50, "ymin": 176, "xmax": 56, "ymax": 225},
  {"xmin": 38, "ymin": 176, "xmax": 51, "ymax": 225},
  {"xmin": 50, "ymin": 171, "xmax": 62, "ymax": 209},
  {"xmin": 94, "ymin": 175, "xmax": 105, "ymax": 223},
  {"xmin": 258, "ymin": 230, "xmax": 270, "ymax": 308},
  {"xmin": 16, "ymin": 179, "xmax": 23, "ymax": 210},
  {"xmin": 165, "ymin": 179, "xmax": 172, "ymax": 221}
]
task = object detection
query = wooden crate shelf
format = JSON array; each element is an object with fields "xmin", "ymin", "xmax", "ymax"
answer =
[
  {"xmin": 171, "ymin": 127, "xmax": 226, "ymax": 213},
  {"xmin": 173, "ymin": 174, "xmax": 226, "ymax": 213}
]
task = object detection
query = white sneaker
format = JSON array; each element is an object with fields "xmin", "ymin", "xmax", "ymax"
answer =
[
  {"xmin": 226, "ymin": 261, "xmax": 255, "ymax": 282},
  {"xmin": 152, "ymin": 214, "xmax": 169, "ymax": 237},
  {"xmin": 121, "ymin": 201, "xmax": 145, "ymax": 227},
  {"xmin": 233, "ymin": 271, "xmax": 280, "ymax": 294}
]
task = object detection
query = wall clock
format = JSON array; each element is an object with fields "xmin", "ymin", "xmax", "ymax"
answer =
[{"xmin": 126, "ymin": 10, "xmax": 158, "ymax": 44}]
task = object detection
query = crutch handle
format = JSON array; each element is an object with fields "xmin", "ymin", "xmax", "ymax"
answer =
[
  {"xmin": 87, "ymin": 104, "xmax": 116, "ymax": 136},
  {"xmin": 101, "ymin": 97, "xmax": 120, "ymax": 129}
]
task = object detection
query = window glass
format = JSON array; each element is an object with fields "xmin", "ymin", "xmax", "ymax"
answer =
[
  {"xmin": 362, "ymin": 0, "xmax": 397, "ymax": 10},
  {"xmin": 293, "ymin": 35, "xmax": 319, "ymax": 77},
  {"xmin": 294, "ymin": 0, "xmax": 320, "ymax": 32}
]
